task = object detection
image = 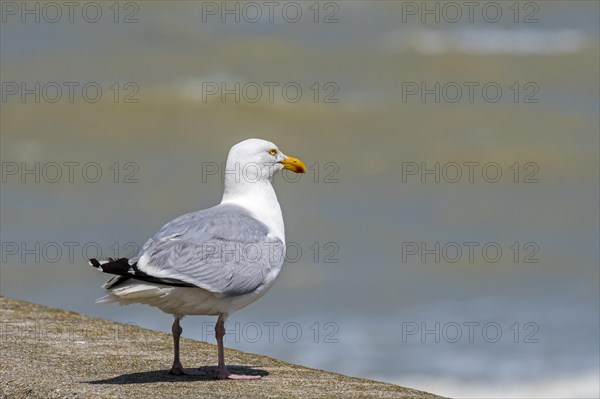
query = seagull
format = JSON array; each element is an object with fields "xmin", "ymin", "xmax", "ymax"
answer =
[{"xmin": 89, "ymin": 138, "xmax": 306, "ymax": 379}]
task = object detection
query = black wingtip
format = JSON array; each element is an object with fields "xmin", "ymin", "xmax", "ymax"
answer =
[{"xmin": 89, "ymin": 257, "xmax": 194, "ymax": 288}]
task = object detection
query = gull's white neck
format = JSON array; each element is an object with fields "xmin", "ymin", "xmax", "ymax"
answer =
[{"xmin": 221, "ymin": 178, "xmax": 285, "ymax": 243}]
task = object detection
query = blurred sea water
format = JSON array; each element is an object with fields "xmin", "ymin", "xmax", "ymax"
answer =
[{"xmin": 1, "ymin": 2, "xmax": 598, "ymax": 397}]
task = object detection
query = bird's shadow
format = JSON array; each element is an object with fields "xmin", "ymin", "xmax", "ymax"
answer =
[{"xmin": 86, "ymin": 366, "xmax": 268, "ymax": 384}]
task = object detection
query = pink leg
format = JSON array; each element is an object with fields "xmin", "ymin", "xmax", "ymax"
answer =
[
  {"xmin": 169, "ymin": 317, "xmax": 204, "ymax": 375},
  {"xmin": 215, "ymin": 314, "xmax": 261, "ymax": 380}
]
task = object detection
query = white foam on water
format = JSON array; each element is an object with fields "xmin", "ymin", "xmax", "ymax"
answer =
[
  {"xmin": 382, "ymin": 29, "xmax": 589, "ymax": 55},
  {"xmin": 389, "ymin": 369, "xmax": 600, "ymax": 399}
]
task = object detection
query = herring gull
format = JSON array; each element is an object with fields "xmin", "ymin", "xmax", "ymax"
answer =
[{"xmin": 88, "ymin": 138, "xmax": 306, "ymax": 379}]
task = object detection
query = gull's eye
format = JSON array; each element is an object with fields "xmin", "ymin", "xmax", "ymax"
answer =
[{"xmin": 268, "ymin": 148, "xmax": 278, "ymax": 156}]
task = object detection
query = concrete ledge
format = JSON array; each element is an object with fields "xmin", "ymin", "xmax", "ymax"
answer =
[{"xmin": 0, "ymin": 296, "xmax": 445, "ymax": 398}]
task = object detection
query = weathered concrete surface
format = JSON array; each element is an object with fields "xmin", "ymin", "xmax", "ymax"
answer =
[{"xmin": 0, "ymin": 296, "xmax": 445, "ymax": 398}]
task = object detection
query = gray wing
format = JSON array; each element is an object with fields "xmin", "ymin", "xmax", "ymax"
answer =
[{"xmin": 132, "ymin": 204, "xmax": 285, "ymax": 296}]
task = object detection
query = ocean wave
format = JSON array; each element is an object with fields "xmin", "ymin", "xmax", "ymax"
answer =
[
  {"xmin": 382, "ymin": 29, "xmax": 589, "ymax": 55},
  {"xmin": 390, "ymin": 369, "xmax": 600, "ymax": 398}
]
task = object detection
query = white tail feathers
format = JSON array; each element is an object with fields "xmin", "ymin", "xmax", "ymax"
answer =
[{"xmin": 96, "ymin": 282, "xmax": 172, "ymax": 306}]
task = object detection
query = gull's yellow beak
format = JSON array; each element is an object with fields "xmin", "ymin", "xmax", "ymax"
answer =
[{"xmin": 279, "ymin": 156, "xmax": 306, "ymax": 173}]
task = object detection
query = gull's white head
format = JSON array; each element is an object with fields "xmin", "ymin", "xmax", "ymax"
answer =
[
  {"xmin": 224, "ymin": 138, "xmax": 306, "ymax": 185},
  {"xmin": 221, "ymin": 138, "xmax": 306, "ymax": 241}
]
